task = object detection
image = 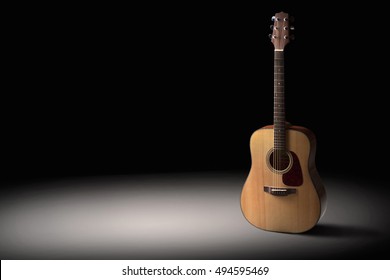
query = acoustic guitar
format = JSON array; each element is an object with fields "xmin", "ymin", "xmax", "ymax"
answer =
[{"xmin": 240, "ymin": 12, "xmax": 326, "ymax": 233}]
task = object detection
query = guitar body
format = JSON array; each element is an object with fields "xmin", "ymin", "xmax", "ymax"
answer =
[{"xmin": 241, "ymin": 125, "xmax": 326, "ymax": 233}]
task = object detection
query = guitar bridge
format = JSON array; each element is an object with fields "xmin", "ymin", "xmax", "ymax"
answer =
[{"xmin": 264, "ymin": 186, "xmax": 296, "ymax": 196}]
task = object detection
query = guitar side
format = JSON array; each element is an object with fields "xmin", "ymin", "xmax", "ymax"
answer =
[{"xmin": 240, "ymin": 125, "xmax": 327, "ymax": 233}]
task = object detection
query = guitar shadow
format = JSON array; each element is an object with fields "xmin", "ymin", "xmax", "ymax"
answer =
[{"xmin": 305, "ymin": 223, "xmax": 380, "ymax": 238}]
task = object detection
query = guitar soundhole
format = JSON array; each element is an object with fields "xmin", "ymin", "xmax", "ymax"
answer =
[{"xmin": 267, "ymin": 149, "xmax": 292, "ymax": 173}]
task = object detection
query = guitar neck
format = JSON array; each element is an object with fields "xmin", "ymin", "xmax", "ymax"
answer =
[{"xmin": 273, "ymin": 50, "xmax": 286, "ymax": 151}]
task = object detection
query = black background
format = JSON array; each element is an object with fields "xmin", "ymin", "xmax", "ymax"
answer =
[{"xmin": 2, "ymin": 2, "xmax": 385, "ymax": 184}]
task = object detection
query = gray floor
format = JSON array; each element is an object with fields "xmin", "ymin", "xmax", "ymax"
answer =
[{"xmin": 0, "ymin": 172, "xmax": 388, "ymax": 259}]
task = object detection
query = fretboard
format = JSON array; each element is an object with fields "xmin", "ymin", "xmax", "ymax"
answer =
[{"xmin": 274, "ymin": 50, "xmax": 286, "ymax": 151}]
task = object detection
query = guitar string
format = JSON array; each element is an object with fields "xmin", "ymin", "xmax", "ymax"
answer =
[
  {"xmin": 280, "ymin": 23, "xmax": 284, "ymax": 189},
  {"xmin": 277, "ymin": 50, "xmax": 283, "ymax": 188},
  {"xmin": 275, "ymin": 50, "xmax": 278, "ymax": 189},
  {"xmin": 278, "ymin": 50, "xmax": 280, "ymax": 189},
  {"xmin": 274, "ymin": 52, "xmax": 280, "ymax": 187},
  {"xmin": 275, "ymin": 50, "xmax": 277, "ymax": 189},
  {"xmin": 276, "ymin": 50, "xmax": 279, "ymax": 189}
]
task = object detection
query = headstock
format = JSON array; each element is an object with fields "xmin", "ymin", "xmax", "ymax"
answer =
[{"xmin": 269, "ymin": 12, "xmax": 294, "ymax": 50}]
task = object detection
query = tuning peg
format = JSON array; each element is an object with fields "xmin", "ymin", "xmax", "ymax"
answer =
[
  {"xmin": 283, "ymin": 34, "xmax": 295, "ymax": 40},
  {"xmin": 290, "ymin": 26, "xmax": 295, "ymax": 30},
  {"xmin": 270, "ymin": 25, "xmax": 274, "ymax": 30},
  {"xmin": 271, "ymin": 16, "xmax": 279, "ymax": 21},
  {"xmin": 289, "ymin": 16, "xmax": 295, "ymax": 23},
  {"xmin": 268, "ymin": 34, "xmax": 276, "ymax": 39}
]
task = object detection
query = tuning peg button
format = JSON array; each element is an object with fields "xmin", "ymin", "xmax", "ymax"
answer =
[
  {"xmin": 290, "ymin": 26, "xmax": 295, "ymax": 30},
  {"xmin": 270, "ymin": 25, "xmax": 274, "ymax": 30}
]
